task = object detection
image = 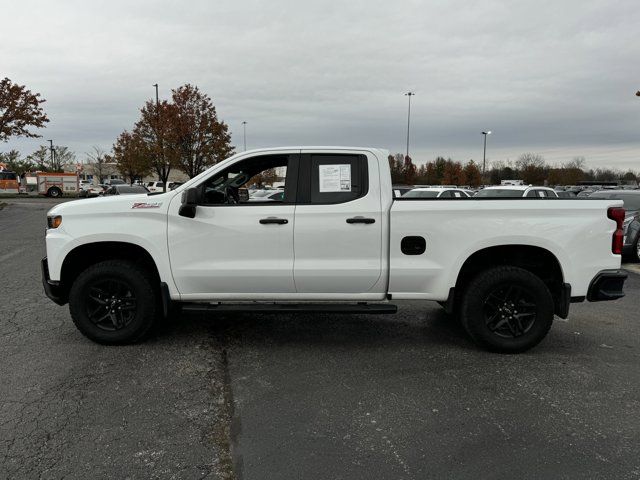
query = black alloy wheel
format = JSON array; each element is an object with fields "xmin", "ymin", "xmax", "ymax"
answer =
[
  {"xmin": 85, "ymin": 279, "xmax": 137, "ymax": 331},
  {"xmin": 483, "ymin": 284, "xmax": 537, "ymax": 338}
]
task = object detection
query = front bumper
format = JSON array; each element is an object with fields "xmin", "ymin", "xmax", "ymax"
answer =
[
  {"xmin": 587, "ymin": 269, "xmax": 627, "ymax": 302},
  {"xmin": 41, "ymin": 257, "xmax": 67, "ymax": 305}
]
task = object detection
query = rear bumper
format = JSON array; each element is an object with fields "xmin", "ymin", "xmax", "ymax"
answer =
[
  {"xmin": 41, "ymin": 257, "xmax": 67, "ymax": 305},
  {"xmin": 587, "ymin": 269, "xmax": 627, "ymax": 302}
]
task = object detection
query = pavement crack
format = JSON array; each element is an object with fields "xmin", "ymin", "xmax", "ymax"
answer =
[{"xmin": 208, "ymin": 327, "xmax": 242, "ymax": 480}]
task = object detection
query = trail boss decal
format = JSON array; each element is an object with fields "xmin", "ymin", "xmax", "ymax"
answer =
[{"xmin": 131, "ymin": 202, "xmax": 162, "ymax": 209}]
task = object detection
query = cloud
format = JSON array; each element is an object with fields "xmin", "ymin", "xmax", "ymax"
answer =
[{"xmin": 1, "ymin": 0, "xmax": 639, "ymax": 169}]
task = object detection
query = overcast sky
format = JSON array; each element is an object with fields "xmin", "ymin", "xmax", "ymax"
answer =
[{"xmin": 1, "ymin": 0, "xmax": 639, "ymax": 170}]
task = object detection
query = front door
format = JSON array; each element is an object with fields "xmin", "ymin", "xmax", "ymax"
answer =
[{"xmin": 167, "ymin": 152, "xmax": 299, "ymax": 298}]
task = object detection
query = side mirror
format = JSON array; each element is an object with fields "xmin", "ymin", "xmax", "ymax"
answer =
[{"xmin": 179, "ymin": 187, "xmax": 200, "ymax": 218}]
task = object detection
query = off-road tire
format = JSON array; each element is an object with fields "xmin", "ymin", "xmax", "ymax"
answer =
[
  {"xmin": 69, "ymin": 260, "xmax": 157, "ymax": 344},
  {"xmin": 460, "ymin": 266, "xmax": 554, "ymax": 353}
]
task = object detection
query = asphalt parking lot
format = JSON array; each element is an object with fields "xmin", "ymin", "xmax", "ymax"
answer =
[{"xmin": 1, "ymin": 197, "xmax": 639, "ymax": 479}]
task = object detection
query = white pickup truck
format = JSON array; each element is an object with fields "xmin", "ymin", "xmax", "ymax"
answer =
[{"xmin": 42, "ymin": 147, "xmax": 628, "ymax": 352}]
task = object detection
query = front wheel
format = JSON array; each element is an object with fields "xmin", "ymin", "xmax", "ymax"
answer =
[
  {"xmin": 68, "ymin": 260, "xmax": 158, "ymax": 344},
  {"xmin": 460, "ymin": 266, "xmax": 554, "ymax": 353}
]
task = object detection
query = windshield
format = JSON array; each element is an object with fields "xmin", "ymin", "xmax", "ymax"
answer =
[
  {"xmin": 403, "ymin": 190, "xmax": 439, "ymax": 198},
  {"xmin": 590, "ymin": 193, "xmax": 640, "ymax": 211},
  {"xmin": 475, "ymin": 189, "xmax": 524, "ymax": 198}
]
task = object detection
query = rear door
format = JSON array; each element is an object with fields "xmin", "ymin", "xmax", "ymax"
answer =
[{"xmin": 293, "ymin": 151, "xmax": 384, "ymax": 295}]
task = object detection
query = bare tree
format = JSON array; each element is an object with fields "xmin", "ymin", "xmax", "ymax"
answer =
[
  {"xmin": 27, "ymin": 146, "xmax": 48, "ymax": 170},
  {"xmin": 565, "ymin": 156, "xmax": 586, "ymax": 170},
  {"xmin": 516, "ymin": 153, "xmax": 545, "ymax": 170},
  {"xmin": 51, "ymin": 146, "xmax": 75, "ymax": 172},
  {"xmin": 86, "ymin": 146, "xmax": 110, "ymax": 183}
]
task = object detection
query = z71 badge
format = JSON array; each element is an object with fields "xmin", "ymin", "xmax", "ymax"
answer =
[{"xmin": 131, "ymin": 202, "xmax": 162, "ymax": 209}]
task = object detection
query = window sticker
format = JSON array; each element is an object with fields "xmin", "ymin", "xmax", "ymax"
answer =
[{"xmin": 319, "ymin": 164, "xmax": 351, "ymax": 192}]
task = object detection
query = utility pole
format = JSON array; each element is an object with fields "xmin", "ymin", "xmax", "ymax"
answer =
[
  {"xmin": 242, "ymin": 121, "xmax": 247, "ymax": 151},
  {"xmin": 482, "ymin": 131, "xmax": 492, "ymax": 178},
  {"xmin": 404, "ymin": 92, "xmax": 415, "ymax": 158}
]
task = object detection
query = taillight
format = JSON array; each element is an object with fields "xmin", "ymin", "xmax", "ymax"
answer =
[{"xmin": 607, "ymin": 207, "xmax": 625, "ymax": 254}]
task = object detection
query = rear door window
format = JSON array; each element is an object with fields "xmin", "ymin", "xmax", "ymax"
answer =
[{"xmin": 301, "ymin": 154, "xmax": 368, "ymax": 204}]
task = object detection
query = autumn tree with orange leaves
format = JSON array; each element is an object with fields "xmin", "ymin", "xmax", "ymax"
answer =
[
  {"xmin": 0, "ymin": 78, "xmax": 49, "ymax": 142},
  {"xmin": 171, "ymin": 84, "xmax": 234, "ymax": 178},
  {"xmin": 132, "ymin": 99, "xmax": 181, "ymax": 191},
  {"xmin": 112, "ymin": 132, "xmax": 153, "ymax": 183},
  {"xmin": 117, "ymin": 84, "xmax": 234, "ymax": 191}
]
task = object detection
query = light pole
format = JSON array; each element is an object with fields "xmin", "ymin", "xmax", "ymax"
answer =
[
  {"xmin": 47, "ymin": 139, "xmax": 55, "ymax": 168},
  {"xmin": 482, "ymin": 131, "xmax": 492, "ymax": 177},
  {"xmin": 242, "ymin": 121, "xmax": 247, "ymax": 151},
  {"xmin": 152, "ymin": 83, "xmax": 167, "ymax": 191},
  {"xmin": 404, "ymin": 92, "xmax": 415, "ymax": 158}
]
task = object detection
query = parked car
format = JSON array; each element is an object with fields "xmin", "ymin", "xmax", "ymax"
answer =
[
  {"xmin": 86, "ymin": 184, "xmax": 108, "ymax": 197},
  {"xmin": 589, "ymin": 190, "xmax": 640, "ymax": 261},
  {"xmin": 248, "ymin": 190, "xmax": 284, "ymax": 202},
  {"xmin": 474, "ymin": 186, "xmax": 559, "ymax": 198},
  {"xmin": 103, "ymin": 185, "xmax": 150, "ymax": 196},
  {"xmin": 146, "ymin": 181, "xmax": 165, "ymax": 193},
  {"xmin": 43, "ymin": 147, "xmax": 627, "ymax": 353},
  {"xmin": 556, "ymin": 190, "xmax": 577, "ymax": 198},
  {"xmin": 168, "ymin": 182, "xmax": 184, "ymax": 190},
  {"xmin": 77, "ymin": 182, "xmax": 91, "ymax": 197},
  {"xmin": 104, "ymin": 179, "xmax": 126, "ymax": 186},
  {"xmin": 403, "ymin": 187, "xmax": 470, "ymax": 198},
  {"xmin": 392, "ymin": 185, "xmax": 414, "ymax": 198},
  {"xmin": 249, "ymin": 189, "xmax": 276, "ymax": 199}
]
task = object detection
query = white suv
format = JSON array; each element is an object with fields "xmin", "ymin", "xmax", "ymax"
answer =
[
  {"xmin": 475, "ymin": 186, "xmax": 559, "ymax": 198},
  {"xmin": 146, "ymin": 181, "xmax": 165, "ymax": 193}
]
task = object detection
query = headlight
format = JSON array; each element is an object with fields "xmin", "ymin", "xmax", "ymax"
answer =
[{"xmin": 47, "ymin": 215, "xmax": 62, "ymax": 229}]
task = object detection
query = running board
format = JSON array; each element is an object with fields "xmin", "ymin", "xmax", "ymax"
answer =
[{"xmin": 182, "ymin": 303, "xmax": 398, "ymax": 314}]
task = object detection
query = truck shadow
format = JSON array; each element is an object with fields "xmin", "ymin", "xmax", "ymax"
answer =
[{"xmin": 152, "ymin": 305, "xmax": 476, "ymax": 351}]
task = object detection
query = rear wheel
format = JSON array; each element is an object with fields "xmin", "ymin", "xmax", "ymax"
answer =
[
  {"xmin": 460, "ymin": 266, "xmax": 554, "ymax": 353},
  {"xmin": 69, "ymin": 260, "xmax": 157, "ymax": 344},
  {"xmin": 48, "ymin": 187, "xmax": 62, "ymax": 198},
  {"xmin": 634, "ymin": 237, "xmax": 640, "ymax": 262}
]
